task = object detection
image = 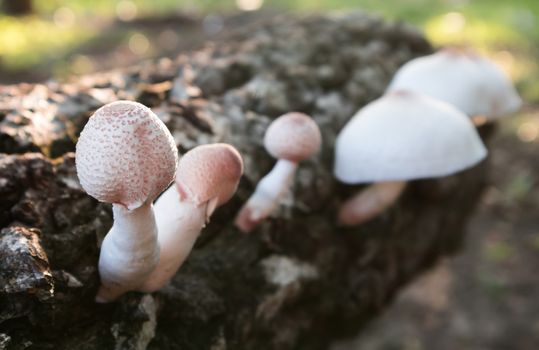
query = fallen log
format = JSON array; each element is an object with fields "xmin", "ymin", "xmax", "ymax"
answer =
[{"xmin": 0, "ymin": 12, "xmax": 490, "ymax": 350}]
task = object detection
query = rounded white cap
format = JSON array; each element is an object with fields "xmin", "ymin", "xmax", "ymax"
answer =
[
  {"xmin": 334, "ymin": 91, "xmax": 488, "ymax": 184},
  {"xmin": 76, "ymin": 101, "xmax": 178, "ymax": 209},
  {"xmin": 387, "ymin": 49, "xmax": 522, "ymax": 119},
  {"xmin": 477, "ymin": 57, "xmax": 522, "ymax": 117}
]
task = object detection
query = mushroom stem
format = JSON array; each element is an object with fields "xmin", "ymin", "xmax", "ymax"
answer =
[
  {"xmin": 338, "ymin": 181, "xmax": 407, "ymax": 226},
  {"xmin": 138, "ymin": 186, "xmax": 207, "ymax": 293},
  {"xmin": 96, "ymin": 202, "xmax": 159, "ymax": 303},
  {"xmin": 235, "ymin": 159, "xmax": 298, "ymax": 233},
  {"xmin": 472, "ymin": 115, "xmax": 488, "ymax": 126}
]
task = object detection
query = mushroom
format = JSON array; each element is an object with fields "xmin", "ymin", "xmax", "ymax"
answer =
[
  {"xmin": 334, "ymin": 91, "xmax": 487, "ymax": 226},
  {"xmin": 139, "ymin": 143, "xmax": 243, "ymax": 292},
  {"xmin": 386, "ymin": 48, "xmax": 522, "ymax": 123},
  {"xmin": 234, "ymin": 112, "xmax": 321, "ymax": 233},
  {"xmin": 76, "ymin": 100, "xmax": 178, "ymax": 302}
]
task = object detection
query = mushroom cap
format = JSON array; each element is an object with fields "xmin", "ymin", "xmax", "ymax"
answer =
[
  {"xmin": 176, "ymin": 143, "xmax": 244, "ymax": 207},
  {"xmin": 477, "ymin": 57, "xmax": 522, "ymax": 117},
  {"xmin": 76, "ymin": 101, "xmax": 178, "ymax": 210},
  {"xmin": 387, "ymin": 48, "xmax": 521, "ymax": 119},
  {"xmin": 334, "ymin": 91, "xmax": 487, "ymax": 184},
  {"xmin": 264, "ymin": 112, "xmax": 322, "ymax": 162}
]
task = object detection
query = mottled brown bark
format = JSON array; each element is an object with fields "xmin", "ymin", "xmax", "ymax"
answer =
[{"xmin": 0, "ymin": 12, "xmax": 489, "ymax": 350}]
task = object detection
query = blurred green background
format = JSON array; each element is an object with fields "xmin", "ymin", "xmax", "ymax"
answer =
[{"xmin": 0, "ymin": 0, "xmax": 537, "ymax": 104}]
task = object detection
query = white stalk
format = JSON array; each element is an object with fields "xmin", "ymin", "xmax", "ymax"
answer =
[
  {"xmin": 235, "ymin": 159, "xmax": 298, "ymax": 232},
  {"xmin": 338, "ymin": 181, "xmax": 407, "ymax": 226},
  {"xmin": 96, "ymin": 202, "xmax": 159, "ymax": 303},
  {"xmin": 138, "ymin": 186, "xmax": 207, "ymax": 292}
]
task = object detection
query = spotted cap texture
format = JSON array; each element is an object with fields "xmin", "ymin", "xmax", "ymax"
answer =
[
  {"xmin": 264, "ymin": 112, "xmax": 321, "ymax": 162},
  {"xmin": 176, "ymin": 143, "xmax": 243, "ymax": 207},
  {"xmin": 76, "ymin": 101, "xmax": 178, "ymax": 210}
]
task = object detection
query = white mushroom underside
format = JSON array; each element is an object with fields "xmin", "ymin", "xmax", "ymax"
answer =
[{"xmin": 334, "ymin": 93, "xmax": 488, "ymax": 184}]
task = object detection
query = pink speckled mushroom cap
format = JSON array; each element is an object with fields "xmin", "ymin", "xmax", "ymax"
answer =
[
  {"xmin": 75, "ymin": 100, "xmax": 178, "ymax": 210},
  {"xmin": 264, "ymin": 112, "xmax": 322, "ymax": 162},
  {"xmin": 176, "ymin": 143, "xmax": 243, "ymax": 207}
]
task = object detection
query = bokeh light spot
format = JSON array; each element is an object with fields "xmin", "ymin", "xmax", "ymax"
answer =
[
  {"xmin": 71, "ymin": 55, "xmax": 95, "ymax": 75},
  {"xmin": 129, "ymin": 33, "xmax": 150, "ymax": 56},
  {"xmin": 53, "ymin": 7, "xmax": 75, "ymax": 29},
  {"xmin": 492, "ymin": 50, "xmax": 515, "ymax": 77},
  {"xmin": 235, "ymin": 0, "xmax": 263, "ymax": 12},
  {"xmin": 116, "ymin": 0, "xmax": 138, "ymax": 22},
  {"xmin": 517, "ymin": 122, "xmax": 538, "ymax": 143},
  {"xmin": 440, "ymin": 12, "xmax": 466, "ymax": 34}
]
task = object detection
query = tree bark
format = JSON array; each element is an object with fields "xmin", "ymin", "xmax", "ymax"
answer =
[
  {"xmin": 1, "ymin": 0, "xmax": 33, "ymax": 16},
  {"xmin": 0, "ymin": 12, "xmax": 490, "ymax": 350}
]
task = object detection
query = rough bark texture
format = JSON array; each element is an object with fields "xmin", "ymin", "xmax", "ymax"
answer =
[{"xmin": 0, "ymin": 12, "xmax": 490, "ymax": 350}]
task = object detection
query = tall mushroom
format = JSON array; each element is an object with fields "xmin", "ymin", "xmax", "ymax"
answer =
[
  {"xmin": 234, "ymin": 112, "xmax": 321, "ymax": 233},
  {"xmin": 386, "ymin": 48, "xmax": 522, "ymax": 123},
  {"xmin": 334, "ymin": 91, "xmax": 487, "ymax": 226},
  {"xmin": 76, "ymin": 100, "xmax": 178, "ymax": 302},
  {"xmin": 140, "ymin": 143, "xmax": 243, "ymax": 292}
]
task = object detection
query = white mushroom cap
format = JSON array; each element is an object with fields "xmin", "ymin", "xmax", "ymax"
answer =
[
  {"xmin": 387, "ymin": 48, "xmax": 522, "ymax": 119},
  {"xmin": 264, "ymin": 112, "xmax": 322, "ymax": 162},
  {"xmin": 477, "ymin": 57, "xmax": 522, "ymax": 117},
  {"xmin": 334, "ymin": 91, "xmax": 487, "ymax": 184},
  {"xmin": 76, "ymin": 101, "xmax": 178, "ymax": 210}
]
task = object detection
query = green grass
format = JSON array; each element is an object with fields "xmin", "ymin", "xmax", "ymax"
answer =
[
  {"xmin": 34, "ymin": 0, "xmax": 235, "ymax": 16},
  {"xmin": 0, "ymin": 0, "xmax": 537, "ymax": 98},
  {"xmin": 484, "ymin": 240, "xmax": 515, "ymax": 263},
  {"xmin": 0, "ymin": 15, "xmax": 95, "ymax": 69},
  {"xmin": 267, "ymin": 0, "xmax": 539, "ymax": 101}
]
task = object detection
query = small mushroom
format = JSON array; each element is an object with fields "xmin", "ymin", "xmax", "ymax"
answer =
[
  {"xmin": 334, "ymin": 91, "xmax": 487, "ymax": 226},
  {"xmin": 139, "ymin": 143, "xmax": 243, "ymax": 292},
  {"xmin": 235, "ymin": 112, "xmax": 321, "ymax": 233},
  {"xmin": 387, "ymin": 48, "xmax": 522, "ymax": 123},
  {"xmin": 76, "ymin": 100, "xmax": 178, "ymax": 302}
]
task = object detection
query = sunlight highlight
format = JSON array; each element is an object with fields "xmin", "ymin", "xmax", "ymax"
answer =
[
  {"xmin": 116, "ymin": 0, "xmax": 138, "ymax": 22},
  {"xmin": 235, "ymin": 0, "xmax": 264, "ymax": 12},
  {"xmin": 492, "ymin": 50, "xmax": 515, "ymax": 78},
  {"xmin": 517, "ymin": 122, "xmax": 538, "ymax": 143},
  {"xmin": 70, "ymin": 55, "xmax": 95, "ymax": 75},
  {"xmin": 129, "ymin": 33, "xmax": 150, "ymax": 55},
  {"xmin": 440, "ymin": 12, "xmax": 466, "ymax": 34},
  {"xmin": 0, "ymin": 17, "xmax": 95, "ymax": 69},
  {"xmin": 425, "ymin": 12, "xmax": 523, "ymax": 49},
  {"xmin": 53, "ymin": 7, "xmax": 75, "ymax": 29}
]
